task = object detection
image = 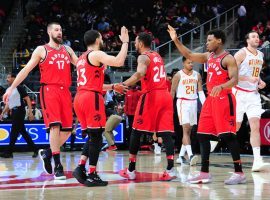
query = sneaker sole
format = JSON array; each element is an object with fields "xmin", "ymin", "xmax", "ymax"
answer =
[
  {"xmin": 160, "ymin": 176, "xmax": 177, "ymax": 181},
  {"xmin": 190, "ymin": 155, "xmax": 198, "ymax": 166},
  {"xmin": 38, "ymin": 149, "xmax": 52, "ymax": 175},
  {"xmin": 84, "ymin": 181, "xmax": 108, "ymax": 187},
  {"xmin": 54, "ymin": 175, "xmax": 67, "ymax": 180},
  {"xmin": 252, "ymin": 163, "xmax": 270, "ymax": 172},
  {"xmin": 225, "ymin": 179, "xmax": 247, "ymax": 185},
  {"xmin": 189, "ymin": 179, "xmax": 211, "ymax": 184}
]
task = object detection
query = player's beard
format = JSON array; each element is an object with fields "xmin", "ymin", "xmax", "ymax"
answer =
[{"xmin": 52, "ymin": 36, "xmax": 63, "ymax": 44}]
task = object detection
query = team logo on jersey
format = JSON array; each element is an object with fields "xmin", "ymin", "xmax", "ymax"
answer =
[
  {"xmin": 229, "ymin": 119, "xmax": 235, "ymax": 127},
  {"xmin": 208, "ymin": 63, "xmax": 222, "ymax": 75},
  {"xmin": 137, "ymin": 118, "xmax": 143, "ymax": 125},
  {"xmin": 49, "ymin": 53, "xmax": 70, "ymax": 65},
  {"xmin": 94, "ymin": 114, "xmax": 101, "ymax": 121},
  {"xmin": 263, "ymin": 121, "xmax": 270, "ymax": 143},
  {"xmin": 95, "ymin": 70, "xmax": 100, "ymax": 78}
]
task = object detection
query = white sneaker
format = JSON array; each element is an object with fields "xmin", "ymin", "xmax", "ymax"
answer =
[
  {"xmin": 176, "ymin": 156, "xmax": 188, "ymax": 164},
  {"xmin": 154, "ymin": 143, "xmax": 161, "ymax": 155},
  {"xmin": 252, "ymin": 157, "xmax": 270, "ymax": 172},
  {"xmin": 189, "ymin": 155, "xmax": 198, "ymax": 166},
  {"xmin": 210, "ymin": 141, "xmax": 218, "ymax": 152},
  {"xmin": 159, "ymin": 168, "xmax": 177, "ymax": 181}
]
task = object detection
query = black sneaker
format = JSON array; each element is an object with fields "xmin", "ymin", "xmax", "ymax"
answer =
[
  {"xmin": 73, "ymin": 166, "xmax": 87, "ymax": 184},
  {"xmin": 0, "ymin": 152, "xmax": 13, "ymax": 158},
  {"xmin": 84, "ymin": 172, "xmax": 108, "ymax": 187},
  {"xmin": 54, "ymin": 164, "xmax": 66, "ymax": 180},
  {"xmin": 38, "ymin": 149, "xmax": 52, "ymax": 174}
]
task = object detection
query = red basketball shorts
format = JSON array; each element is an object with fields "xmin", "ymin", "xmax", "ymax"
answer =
[
  {"xmin": 133, "ymin": 90, "xmax": 174, "ymax": 133},
  {"xmin": 74, "ymin": 90, "xmax": 106, "ymax": 131},
  {"xmin": 197, "ymin": 93, "xmax": 236, "ymax": 136},
  {"xmin": 40, "ymin": 85, "xmax": 73, "ymax": 131}
]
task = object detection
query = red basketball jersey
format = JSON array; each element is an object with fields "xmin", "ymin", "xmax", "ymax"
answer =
[
  {"xmin": 76, "ymin": 50, "xmax": 105, "ymax": 93},
  {"xmin": 141, "ymin": 51, "xmax": 168, "ymax": 93},
  {"xmin": 206, "ymin": 52, "xmax": 230, "ymax": 93},
  {"xmin": 39, "ymin": 45, "xmax": 71, "ymax": 87}
]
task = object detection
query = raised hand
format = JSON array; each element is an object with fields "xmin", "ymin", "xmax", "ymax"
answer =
[
  {"xmin": 119, "ymin": 26, "xmax": 129, "ymax": 43},
  {"xmin": 167, "ymin": 25, "xmax": 178, "ymax": 41}
]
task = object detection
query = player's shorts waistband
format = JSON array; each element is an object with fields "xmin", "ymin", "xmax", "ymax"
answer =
[
  {"xmin": 234, "ymin": 86, "xmax": 256, "ymax": 92},
  {"xmin": 177, "ymin": 98, "xmax": 197, "ymax": 101},
  {"xmin": 40, "ymin": 83, "xmax": 70, "ymax": 89}
]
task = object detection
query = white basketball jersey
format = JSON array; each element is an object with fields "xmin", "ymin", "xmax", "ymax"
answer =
[
  {"xmin": 176, "ymin": 70, "xmax": 198, "ymax": 99},
  {"xmin": 237, "ymin": 47, "xmax": 264, "ymax": 91}
]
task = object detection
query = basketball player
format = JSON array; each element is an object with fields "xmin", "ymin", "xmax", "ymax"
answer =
[
  {"xmin": 233, "ymin": 31, "xmax": 270, "ymax": 172},
  {"xmin": 168, "ymin": 25, "xmax": 246, "ymax": 185},
  {"xmin": 119, "ymin": 32, "xmax": 177, "ymax": 181},
  {"xmin": 3, "ymin": 22, "xmax": 78, "ymax": 180},
  {"xmin": 73, "ymin": 27, "xmax": 129, "ymax": 187},
  {"xmin": 170, "ymin": 57, "xmax": 205, "ymax": 166}
]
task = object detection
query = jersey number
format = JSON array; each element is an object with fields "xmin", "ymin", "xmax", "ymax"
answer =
[
  {"xmin": 153, "ymin": 66, "xmax": 166, "ymax": 82},
  {"xmin": 186, "ymin": 85, "xmax": 195, "ymax": 94},
  {"xmin": 252, "ymin": 67, "xmax": 260, "ymax": 77},
  {"xmin": 56, "ymin": 61, "xmax": 64, "ymax": 70},
  {"xmin": 77, "ymin": 68, "xmax": 87, "ymax": 86},
  {"xmin": 208, "ymin": 72, "xmax": 213, "ymax": 82}
]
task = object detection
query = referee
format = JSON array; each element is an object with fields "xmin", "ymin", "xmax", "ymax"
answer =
[{"xmin": 0, "ymin": 73, "xmax": 38, "ymax": 158}]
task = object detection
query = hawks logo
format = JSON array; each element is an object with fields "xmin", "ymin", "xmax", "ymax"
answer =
[
  {"xmin": 263, "ymin": 121, "xmax": 270, "ymax": 143},
  {"xmin": 94, "ymin": 114, "xmax": 101, "ymax": 121}
]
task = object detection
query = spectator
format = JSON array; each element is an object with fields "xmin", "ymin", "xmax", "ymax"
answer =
[
  {"xmin": 124, "ymin": 85, "xmax": 142, "ymax": 144},
  {"xmin": 97, "ymin": 16, "xmax": 110, "ymax": 32},
  {"xmin": 25, "ymin": 100, "xmax": 42, "ymax": 120},
  {"xmin": 252, "ymin": 21, "xmax": 265, "ymax": 36},
  {"xmin": 237, "ymin": 3, "xmax": 247, "ymax": 40}
]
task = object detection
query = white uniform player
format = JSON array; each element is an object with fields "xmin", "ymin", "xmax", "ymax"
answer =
[
  {"xmin": 233, "ymin": 31, "xmax": 270, "ymax": 172},
  {"xmin": 171, "ymin": 57, "xmax": 205, "ymax": 166}
]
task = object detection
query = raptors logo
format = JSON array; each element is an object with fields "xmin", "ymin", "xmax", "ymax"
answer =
[
  {"xmin": 229, "ymin": 119, "xmax": 235, "ymax": 127},
  {"xmin": 94, "ymin": 114, "xmax": 101, "ymax": 121},
  {"xmin": 263, "ymin": 121, "xmax": 270, "ymax": 143},
  {"xmin": 137, "ymin": 118, "xmax": 143, "ymax": 125},
  {"xmin": 95, "ymin": 70, "xmax": 100, "ymax": 78}
]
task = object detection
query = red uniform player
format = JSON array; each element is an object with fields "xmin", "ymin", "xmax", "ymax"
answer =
[
  {"xmin": 3, "ymin": 22, "xmax": 78, "ymax": 180},
  {"xmin": 119, "ymin": 32, "xmax": 177, "ymax": 181},
  {"xmin": 168, "ymin": 25, "xmax": 246, "ymax": 185}
]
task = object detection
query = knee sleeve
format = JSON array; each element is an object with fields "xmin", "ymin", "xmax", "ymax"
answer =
[
  {"xmin": 89, "ymin": 131, "xmax": 103, "ymax": 151},
  {"xmin": 160, "ymin": 133, "xmax": 174, "ymax": 156},
  {"xmin": 129, "ymin": 130, "xmax": 142, "ymax": 155},
  {"xmin": 219, "ymin": 133, "xmax": 236, "ymax": 144}
]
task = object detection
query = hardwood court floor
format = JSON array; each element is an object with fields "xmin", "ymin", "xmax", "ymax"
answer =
[{"xmin": 0, "ymin": 151, "xmax": 269, "ymax": 200}]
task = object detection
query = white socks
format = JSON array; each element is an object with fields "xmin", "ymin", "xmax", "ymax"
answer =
[
  {"xmin": 179, "ymin": 145, "xmax": 186, "ymax": 156},
  {"xmin": 253, "ymin": 147, "xmax": 261, "ymax": 160}
]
